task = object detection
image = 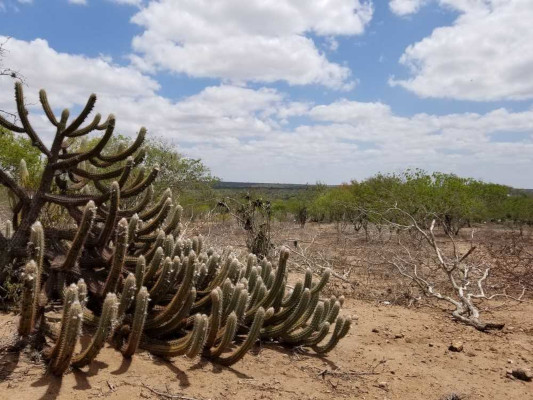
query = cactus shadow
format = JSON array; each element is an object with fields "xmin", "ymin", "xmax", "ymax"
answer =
[
  {"xmin": 110, "ymin": 357, "xmax": 131, "ymax": 375},
  {"xmin": 31, "ymin": 373, "xmax": 63, "ymax": 400},
  {"xmin": 187, "ymin": 355, "xmax": 254, "ymax": 379},
  {"xmin": 262, "ymin": 343, "xmax": 340, "ymax": 369},
  {"xmin": 72, "ymin": 369, "xmax": 91, "ymax": 390},
  {"xmin": 151, "ymin": 356, "xmax": 191, "ymax": 388},
  {"xmin": 0, "ymin": 347, "xmax": 20, "ymax": 382}
]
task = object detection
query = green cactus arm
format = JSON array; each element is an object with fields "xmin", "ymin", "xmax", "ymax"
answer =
[
  {"xmin": 18, "ymin": 261, "xmax": 39, "ymax": 336},
  {"xmin": 281, "ymin": 302, "xmax": 325, "ymax": 344},
  {"xmin": 204, "ymin": 288, "xmax": 222, "ymax": 349},
  {"xmin": 117, "ymin": 157, "xmax": 134, "ymax": 188},
  {"xmin": 134, "ymin": 255, "xmax": 146, "ymax": 296},
  {"xmin": 137, "ymin": 198, "xmax": 172, "ymax": 236},
  {"xmin": 96, "ymin": 182, "xmax": 120, "ymax": 248},
  {"xmin": 303, "ymin": 269, "xmax": 313, "ymax": 289},
  {"xmin": 72, "ymin": 164, "xmax": 125, "ymax": 181},
  {"xmin": 141, "ymin": 313, "xmax": 205, "ymax": 357},
  {"xmin": 311, "ymin": 317, "xmax": 351, "ymax": 354},
  {"xmin": 97, "ymin": 127, "xmax": 146, "ymax": 163},
  {"xmin": 62, "ymin": 94, "xmax": 97, "ymax": 136},
  {"xmin": 325, "ymin": 301, "xmax": 341, "ymax": 324},
  {"xmin": 61, "ymin": 201, "xmax": 96, "ymax": 271},
  {"xmin": 285, "ymin": 291, "xmax": 320, "ymax": 333},
  {"xmin": 137, "ymin": 188, "xmax": 172, "ymax": 221},
  {"xmin": 223, "ymin": 283, "xmax": 245, "ymax": 319},
  {"xmin": 49, "ymin": 300, "xmax": 83, "ymax": 376},
  {"xmin": 248, "ymin": 279, "xmax": 265, "ymax": 309},
  {"xmin": 120, "ymin": 167, "xmax": 159, "ymax": 199},
  {"xmin": 162, "ymin": 205, "xmax": 183, "ymax": 235},
  {"xmin": 14, "ymin": 83, "xmax": 52, "ymax": 157},
  {"xmin": 261, "ymin": 288, "xmax": 311, "ymax": 338},
  {"xmin": 128, "ymin": 214, "xmax": 140, "ymax": 245},
  {"xmin": 148, "ymin": 257, "xmax": 175, "ymax": 304},
  {"xmin": 311, "ymin": 268, "xmax": 331, "ymax": 295},
  {"xmin": 100, "ymin": 185, "xmax": 153, "ymax": 220},
  {"xmin": 214, "ymin": 307, "xmax": 265, "ymax": 366},
  {"xmin": 77, "ymin": 279, "xmax": 88, "ymax": 308},
  {"xmin": 197, "ymin": 255, "xmax": 233, "ymax": 296},
  {"xmin": 208, "ymin": 312, "xmax": 238, "ymax": 358},
  {"xmin": 302, "ymin": 322, "xmax": 331, "ymax": 346},
  {"xmin": 185, "ymin": 314, "xmax": 208, "ymax": 358},
  {"xmin": 148, "ymin": 288, "xmax": 196, "ymax": 337},
  {"xmin": 52, "ymin": 116, "xmax": 115, "ymax": 170},
  {"xmin": 244, "ymin": 247, "xmax": 289, "ymax": 319},
  {"xmin": 163, "ymin": 234, "xmax": 175, "ymax": 257},
  {"xmin": 233, "ymin": 289, "xmax": 249, "ymax": 321},
  {"xmin": 38, "ymin": 89, "xmax": 58, "ymax": 126},
  {"xmin": 102, "ymin": 218, "xmax": 128, "ymax": 297},
  {"xmin": 46, "ymin": 284, "xmax": 79, "ymax": 359},
  {"xmin": 117, "ymin": 274, "xmax": 137, "ymax": 322},
  {"xmin": 95, "ymin": 114, "xmax": 113, "ymax": 130},
  {"xmin": 67, "ymin": 113, "xmax": 102, "ymax": 137},
  {"xmin": 144, "ymin": 246, "xmax": 164, "ymax": 282},
  {"xmin": 145, "ymin": 254, "xmax": 194, "ymax": 329},
  {"xmin": 121, "ymin": 287, "xmax": 150, "ymax": 358},
  {"xmin": 0, "ymin": 111, "xmax": 25, "ymax": 132},
  {"xmin": 72, "ymin": 293, "xmax": 118, "ymax": 368},
  {"xmin": 29, "ymin": 221, "xmax": 45, "ymax": 278}
]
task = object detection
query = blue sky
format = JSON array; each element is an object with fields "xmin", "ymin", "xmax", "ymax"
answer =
[{"xmin": 1, "ymin": 0, "xmax": 533, "ymax": 187}]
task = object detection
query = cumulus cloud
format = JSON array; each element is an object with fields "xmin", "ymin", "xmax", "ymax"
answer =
[
  {"xmin": 391, "ymin": 0, "xmax": 533, "ymax": 101},
  {"xmin": 130, "ymin": 0, "xmax": 373, "ymax": 89},
  {"xmin": 389, "ymin": 0, "xmax": 426, "ymax": 15},
  {"xmin": 1, "ymin": 36, "xmax": 532, "ymax": 187}
]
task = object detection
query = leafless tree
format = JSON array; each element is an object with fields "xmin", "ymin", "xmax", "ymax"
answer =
[{"xmin": 385, "ymin": 208, "xmax": 525, "ymax": 332}]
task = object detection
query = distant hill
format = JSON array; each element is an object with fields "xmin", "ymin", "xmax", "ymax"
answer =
[{"xmin": 214, "ymin": 182, "xmax": 337, "ymax": 190}]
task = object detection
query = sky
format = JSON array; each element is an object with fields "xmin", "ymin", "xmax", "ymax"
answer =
[{"xmin": 0, "ymin": 0, "xmax": 532, "ymax": 188}]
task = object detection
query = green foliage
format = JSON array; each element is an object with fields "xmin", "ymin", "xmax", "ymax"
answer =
[
  {"xmin": 0, "ymin": 128, "xmax": 43, "ymax": 188},
  {"xmin": 309, "ymin": 169, "xmax": 517, "ymax": 234}
]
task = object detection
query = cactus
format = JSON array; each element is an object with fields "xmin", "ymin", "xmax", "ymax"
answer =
[
  {"xmin": 72, "ymin": 293, "xmax": 117, "ymax": 368},
  {"xmin": 2, "ymin": 84, "xmax": 350, "ymax": 375},
  {"xmin": 18, "ymin": 261, "xmax": 39, "ymax": 336}
]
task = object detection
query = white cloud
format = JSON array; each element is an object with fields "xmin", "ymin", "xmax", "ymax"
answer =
[
  {"xmin": 1, "ymin": 36, "xmax": 533, "ymax": 187},
  {"xmin": 108, "ymin": 0, "xmax": 142, "ymax": 5},
  {"xmin": 389, "ymin": 0, "xmax": 427, "ymax": 15},
  {"xmin": 130, "ymin": 0, "xmax": 373, "ymax": 89},
  {"xmin": 391, "ymin": 0, "xmax": 533, "ymax": 101},
  {"xmin": 68, "ymin": 0, "xmax": 87, "ymax": 5}
]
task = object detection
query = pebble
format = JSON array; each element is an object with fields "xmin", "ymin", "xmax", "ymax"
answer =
[
  {"xmin": 449, "ymin": 341, "xmax": 464, "ymax": 352},
  {"xmin": 508, "ymin": 368, "xmax": 532, "ymax": 382}
]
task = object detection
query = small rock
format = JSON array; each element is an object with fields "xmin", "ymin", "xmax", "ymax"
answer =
[
  {"xmin": 372, "ymin": 328, "xmax": 379, "ymax": 333},
  {"xmin": 428, "ymin": 343, "xmax": 434, "ymax": 347},
  {"xmin": 509, "ymin": 368, "xmax": 532, "ymax": 382},
  {"xmin": 394, "ymin": 333, "xmax": 404, "ymax": 339},
  {"xmin": 405, "ymin": 337, "xmax": 413, "ymax": 344},
  {"xmin": 378, "ymin": 382, "xmax": 388, "ymax": 389},
  {"xmin": 382, "ymin": 301, "xmax": 391, "ymax": 305},
  {"xmin": 449, "ymin": 341, "xmax": 464, "ymax": 352},
  {"xmin": 507, "ymin": 359, "xmax": 513, "ymax": 364}
]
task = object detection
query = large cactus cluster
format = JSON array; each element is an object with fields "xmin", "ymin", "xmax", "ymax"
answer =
[{"xmin": 0, "ymin": 84, "xmax": 350, "ymax": 375}]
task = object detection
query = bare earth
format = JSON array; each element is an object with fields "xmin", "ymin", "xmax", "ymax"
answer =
[
  {"xmin": 0, "ymin": 219, "xmax": 532, "ymax": 399},
  {"xmin": 1, "ymin": 297, "xmax": 532, "ymax": 400}
]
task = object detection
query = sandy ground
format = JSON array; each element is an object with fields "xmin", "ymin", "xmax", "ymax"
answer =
[{"xmin": 1, "ymin": 295, "xmax": 532, "ymax": 400}]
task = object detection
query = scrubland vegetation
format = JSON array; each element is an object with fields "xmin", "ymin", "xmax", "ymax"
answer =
[{"xmin": 0, "ymin": 84, "xmax": 531, "ymax": 399}]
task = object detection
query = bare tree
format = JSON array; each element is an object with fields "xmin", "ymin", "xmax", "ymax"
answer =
[
  {"xmin": 385, "ymin": 209, "xmax": 525, "ymax": 332},
  {"xmin": 0, "ymin": 37, "xmax": 24, "ymax": 121}
]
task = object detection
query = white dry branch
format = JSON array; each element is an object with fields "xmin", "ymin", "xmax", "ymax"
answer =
[{"xmin": 385, "ymin": 208, "xmax": 525, "ymax": 332}]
